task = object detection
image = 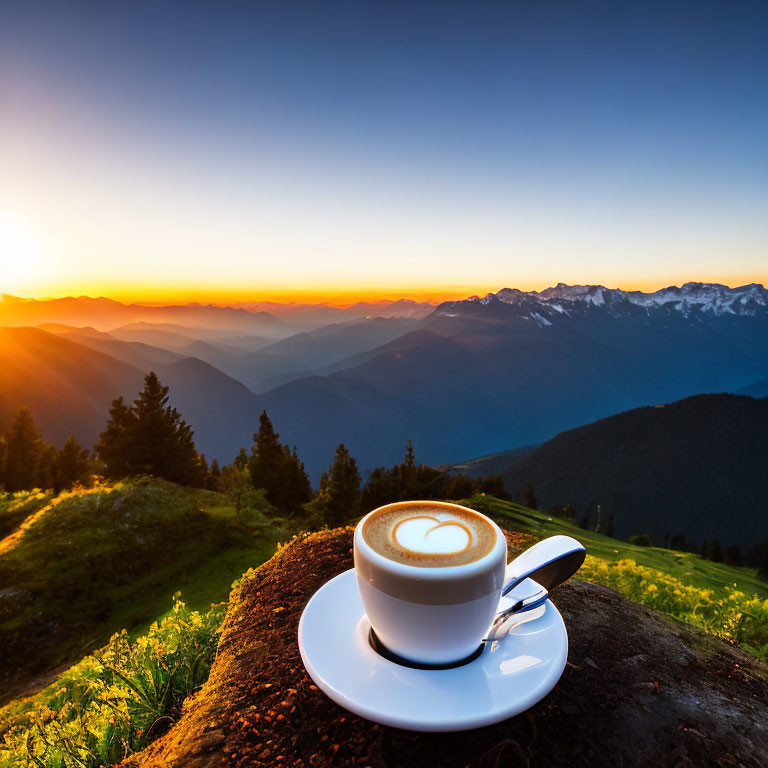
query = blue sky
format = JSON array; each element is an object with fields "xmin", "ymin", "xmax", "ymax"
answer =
[{"xmin": 1, "ymin": 0, "xmax": 766, "ymax": 300}]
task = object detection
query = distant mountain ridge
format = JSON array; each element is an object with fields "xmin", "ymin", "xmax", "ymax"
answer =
[
  {"xmin": 436, "ymin": 282, "xmax": 768, "ymax": 325},
  {"xmin": 229, "ymin": 298, "xmax": 435, "ymax": 325},
  {"xmin": 0, "ymin": 294, "xmax": 434, "ymax": 335},
  {"xmin": 0, "ymin": 296, "xmax": 288, "ymax": 337}
]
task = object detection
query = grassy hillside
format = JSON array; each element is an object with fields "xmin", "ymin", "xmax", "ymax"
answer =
[
  {"xmin": 470, "ymin": 495, "xmax": 768, "ymax": 661},
  {"xmin": 0, "ymin": 478, "xmax": 283, "ymax": 701},
  {"xmin": 0, "ymin": 491, "xmax": 53, "ymax": 539}
]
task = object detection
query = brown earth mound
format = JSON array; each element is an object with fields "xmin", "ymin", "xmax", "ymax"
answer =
[{"xmin": 126, "ymin": 528, "xmax": 768, "ymax": 768}]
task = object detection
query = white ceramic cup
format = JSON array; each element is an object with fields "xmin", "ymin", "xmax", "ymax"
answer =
[{"xmin": 354, "ymin": 501, "xmax": 508, "ymax": 665}]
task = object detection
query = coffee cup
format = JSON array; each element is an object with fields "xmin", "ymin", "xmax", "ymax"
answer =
[{"xmin": 354, "ymin": 500, "xmax": 507, "ymax": 666}]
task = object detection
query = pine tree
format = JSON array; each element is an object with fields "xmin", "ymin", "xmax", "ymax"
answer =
[
  {"xmin": 473, "ymin": 475, "xmax": 510, "ymax": 500},
  {"xmin": 318, "ymin": 443, "xmax": 361, "ymax": 527},
  {"xmin": 280, "ymin": 446, "xmax": 312, "ymax": 513},
  {"xmin": 247, "ymin": 414, "xmax": 311, "ymax": 514},
  {"xmin": 249, "ymin": 411, "xmax": 286, "ymax": 507},
  {"xmin": 404, "ymin": 440, "xmax": 415, "ymax": 469},
  {"xmin": 131, "ymin": 372, "xmax": 197, "ymax": 482},
  {"xmin": 444, "ymin": 473, "xmax": 474, "ymax": 499},
  {"xmin": 37, "ymin": 444, "xmax": 59, "ymax": 493},
  {"xmin": 3, "ymin": 407, "xmax": 44, "ymax": 491},
  {"xmin": 710, "ymin": 539, "xmax": 724, "ymax": 563},
  {"xmin": 96, "ymin": 373, "xmax": 203, "ymax": 485},
  {"xmin": 758, "ymin": 551, "xmax": 768, "ymax": 582},
  {"xmin": 57, "ymin": 435, "xmax": 91, "ymax": 491},
  {"xmin": 209, "ymin": 458, "xmax": 221, "ymax": 490},
  {"xmin": 517, "ymin": 482, "xmax": 538, "ymax": 510},
  {"xmin": 361, "ymin": 466, "xmax": 393, "ymax": 512},
  {"xmin": 197, "ymin": 454, "xmax": 210, "ymax": 487},
  {"xmin": 671, "ymin": 533, "xmax": 686, "ymax": 551},
  {"xmin": 399, "ymin": 440, "xmax": 418, "ymax": 499},
  {"xmin": 234, "ymin": 447, "xmax": 249, "ymax": 471},
  {"xmin": 95, "ymin": 397, "xmax": 136, "ymax": 479},
  {"xmin": 725, "ymin": 544, "xmax": 742, "ymax": 567}
]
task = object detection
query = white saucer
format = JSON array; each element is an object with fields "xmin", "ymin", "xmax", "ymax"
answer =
[{"xmin": 298, "ymin": 569, "xmax": 568, "ymax": 732}]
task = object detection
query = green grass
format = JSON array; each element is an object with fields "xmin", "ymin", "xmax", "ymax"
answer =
[
  {"xmin": 468, "ymin": 495, "xmax": 768, "ymax": 662},
  {"xmin": 0, "ymin": 478, "xmax": 284, "ymax": 700},
  {"xmin": 0, "ymin": 490, "xmax": 54, "ymax": 539},
  {"xmin": 469, "ymin": 494, "xmax": 768, "ymax": 597}
]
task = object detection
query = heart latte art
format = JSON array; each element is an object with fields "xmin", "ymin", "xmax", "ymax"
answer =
[
  {"xmin": 362, "ymin": 502, "xmax": 497, "ymax": 567},
  {"xmin": 393, "ymin": 515, "xmax": 472, "ymax": 555}
]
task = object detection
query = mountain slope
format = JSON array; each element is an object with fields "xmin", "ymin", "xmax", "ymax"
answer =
[
  {"xmin": 107, "ymin": 325, "xmax": 298, "ymax": 391},
  {"xmin": 109, "ymin": 318, "xmax": 420, "ymax": 394},
  {"xmin": 109, "ymin": 325, "xmax": 242, "ymax": 356},
  {"xmin": 740, "ymin": 378, "xmax": 768, "ymax": 398},
  {"xmin": 51, "ymin": 327, "xmax": 186, "ymax": 368},
  {"xmin": 0, "ymin": 327, "xmax": 144, "ymax": 445},
  {"xmin": 0, "ymin": 328, "xmax": 263, "ymax": 461},
  {"xmin": 257, "ymin": 316, "xmax": 420, "ymax": 370},
  {"xmin": 257, "ymin": 320, "xmax": 633, "ymax": 479},
  {"xmin": 154, "ymin": 357, "xmax": 263, "ymax": 463},
  {"xmin": 113, "ymin": 321, "xmax": 270, "ymax": 349},
  {"xmin": 500, "ymin": 393, "xmax": 768, "ymax": 549},
  {"xmin": 438, "ymin": 444, "xmax": 539, "ymax": 477}
]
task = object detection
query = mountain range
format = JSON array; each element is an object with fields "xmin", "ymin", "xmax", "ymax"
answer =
[
  {"xmin": 0, "ymin": 294, "xmax": 433, "ymax": 336},
  {"xmin": 256, "ymin": 282, "xmax": 768, "ymax": 477},
  {"xmin": 0, "ymin": 282, "xmax": 766, "ymax": 487}
]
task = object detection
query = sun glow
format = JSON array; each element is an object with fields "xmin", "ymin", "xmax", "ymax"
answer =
[{"xmin": 0, "ymin": 211, "xmax": 39, "ymax": 292}]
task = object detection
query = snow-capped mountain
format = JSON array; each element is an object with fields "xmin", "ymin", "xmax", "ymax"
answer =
[
  {"xmin": 624, "ymin": 282, "xmax": 768, "ymax": 314},
  {"xmin": 436, "ymin": 282, "xmax": 768, "ymax": 324}
]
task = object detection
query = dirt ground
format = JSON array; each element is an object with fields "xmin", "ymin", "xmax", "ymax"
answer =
[{"xmin": 126, "ymin": 528, "xmax": 768, "ymax": 768}]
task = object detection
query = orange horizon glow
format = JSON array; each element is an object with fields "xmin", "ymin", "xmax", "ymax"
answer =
[{"xmin": 3, "ymin": 273, "xmax": 767, "ymax": 308}]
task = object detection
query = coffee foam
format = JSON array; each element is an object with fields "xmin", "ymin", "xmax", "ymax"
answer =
[{"xmin": 362, "ymin": 502, "xmax": 496, "ymax": 567}]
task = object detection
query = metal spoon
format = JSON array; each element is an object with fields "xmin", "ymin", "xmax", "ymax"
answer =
[{"xmin": 484, "ymin": 535, "xmax": 586, "ymax": 643}]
